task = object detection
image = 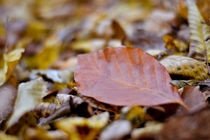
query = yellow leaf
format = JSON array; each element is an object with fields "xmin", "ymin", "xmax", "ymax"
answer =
[
  {"xmin": 7, "ymin": 78, "xmax": 47, "ymax": 127},
  {"xmin": 56, "ymin": 112, "xmax": 109, "ymax": 140},
  {"xmin": 120, "ymin": 106, "xmax": 152, "ymax": 128},
  {"xmin": 163, "ymin": 35, "xmax": 188, "ymax": 52},
  {"xmin": 187, "ymin": 0, "xmax": 210, "ymax": 63},
  {"xmin": 23, "ymin": 35, "xmax": 60, "ymax": 69},
  {"xmin": 0, "ymin": 21, "xmax": 5, "ymax": 37},
  {"xmin": 160, "ymin": 55, "xmax": 208, "ymax": 80},
  {"xmin": 0, "ymin": 133, "xmax": 17, "ymax": 140},
  {"xmin": 0, "ymin": 48, "xmax": 24, "ymax": 86}
]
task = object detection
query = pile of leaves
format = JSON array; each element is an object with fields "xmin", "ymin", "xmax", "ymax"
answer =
[{"xmin": 0, "ymin": 0, "xmax": 210, "ymax": 139}]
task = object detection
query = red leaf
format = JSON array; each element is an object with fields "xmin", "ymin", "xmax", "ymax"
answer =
[
  {"xmin": 178, "ymin": 86, "xmax": 207, "ymax": 113},
  {"xmin": 74, "ymin": 47, "xmax": 185, "ymax": 106}
]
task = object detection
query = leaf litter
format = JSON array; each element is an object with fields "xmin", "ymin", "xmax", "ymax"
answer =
[{"xmin": 0, "ymin": 0, "xmax": 210, "ymax": 139}]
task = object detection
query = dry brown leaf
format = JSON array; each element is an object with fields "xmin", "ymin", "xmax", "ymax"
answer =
[
  {"xmin": 0, "ymin": 84, "xmax": 17, "ymax": 126},
  {"xmin": 160, "ymin": 55, "xmax": 208, "ymax": 80},
  {"xmin": 178, "ymin": 86, "xmax": 207, "ymax": 113},
  {"xmin": 75, "ymin": 47, "xmax": 185, "ymax": 107},
  {"xmin": 158, "ymin": 107, "xmax": 210, "ymax": 140}
]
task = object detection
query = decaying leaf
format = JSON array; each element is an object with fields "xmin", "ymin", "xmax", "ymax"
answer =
[
  {"xmin": 160, "ymin": 55, "xmax": 208, "ymax": 80},
  {"xmin": 163, "ymin": 35, "xmax": 188, "ymax": 52},
  {"xmin": 99, "ymin": 120, "xmax": 132, "ymax": 140},
  {"xmin": 158, "ymin": 107, "xmax": 210, "ymax": 140},
  {"xmin": 7, "ymin": 78, "xmax": 47, "ymax": 127},
  {"xmin": 0, "ymin": 0, "xmax": 209, "ymax": 139},
  {"xmin": 142, "ymin": 9, "xmax": 176, "ymax": 35},
  {"xmin": 56, "ymin": 112, "xmax": 109, "ymax": 140},
  {"xmin": 145, "ymin": 49, "xmax": 167, "ymax": 60},
  {"xmin": 71, "ymin": 39, "xmax": 106, "ymax": 53},
  {"xmin": 120, "ymin": 106, "xmax": 151, "ymax": 128},
  {"xmin": 39, "ymin": 95, "xmax": 93, "ymax": 126},
  {"xmin": 23, "ymin": 35, "xmax": 60, "ymax": 69},
  {"xmin": 199, "ymin": 79, "xmax": 210, "ymax": 102},
  {"xmin": 24, "ymin": 128, "xmax": 68, "ymax": 140},
  {"xmin": 170, "ymin": 79, "xmax": 200, "ymax": 89},
  {"xmin": 186, "ymin": 0, "xmax": 210, "ymax": 63},
  {"xmin": 0, "ymin": 84, "xmax": 17, "ymax": 126},
  {"xmin": 131, "ymin": 122, "xmax": 163, "ymax": 140},
  {"xmin": 178, "ymin": 86, "xmax": 207, "ymax": 113},
  {"xmin": 30, "ymin": 68, "xmax": 75, "ymax": 84},
  {"xmin": 0, "ymin": 48, "xmax": 24, "ymax": 86},
  {"xmin": 130, "ymin": 29, "xmax": 165, "ymax": 51},
  {"xmin": 0, "ymin": 132, "xmax": 17, "ymax": 140},
  {"xmin": 75, "ymin": 47, "xmax": 185, "ymax": 107},
  {"xmin": 34, "ymin": 102, "xmax": 59, "ymax": 118}
]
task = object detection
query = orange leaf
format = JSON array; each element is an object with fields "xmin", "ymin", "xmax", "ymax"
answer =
[{"xmin": 74, "ymin": 47, "xmax": 185, "ymax": 107}]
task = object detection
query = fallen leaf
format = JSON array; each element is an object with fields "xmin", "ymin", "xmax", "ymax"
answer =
[
  {"xmin": 24, "ymin": 128, "xmax": 68, "ymax": 140},
  {"xmin": 0, "ymin": 48, "xmax": 24, "ymax": 86},
  {"xmin": 131, "ymin": 122, "xmax": 163, "ymax": 140},
  {"xmin": 178, "ymin": 86, "xmax": 207, "ymax": 113},
  {"xmin": 158, "ymin": 107, "xmax": 210, "ymax": 140},
  {"xmin": 75, "ymin": 47, "xmax": 184, "ymax": 107},
  {"xmin": 99, "ymin": 120, "xmax": 132, "ymax": 140},
  {"xmin": 186, "ymin": 0, "xmax": 210, "ymax": 63},
  {"xmin": 0, "ymin": 84, "xmax": 17, "ymax": 125},
  {"xmin": 199, "ymin": 79, "xmax": 210, "ymax": 102},
  {"xmin": 142, "ymin": 9, "xmax": 176, "ymax": 35},
  {"xmin": 163, "ymin": 35, "xmax": 188, "ymax": 52},
  {"xmin": 170, "ymin": 79, "xmax": 200, "ymax": 89},
  {"xmin": 160, "ymin": 55, "xmax": 208, "ymax": 80},
  {"xmin": 56, "ymin": 112, "xmax": 109, "ymax": 140},
  {"xmin": 130, "ymin": 29, "xmax": 165, "ymax": 51},
  {"xmin": 39, "ymin": 95, "xmax": 93, "ymax": 125},
  {"xmin": 23, "ymin": 35, "xmax": 60, "ymax": 69},
  {"xmin": 0, "ymin": 132, "xmax": 17, "ymax": 140},
  {"xmin": 120, "ymin": 106, "xmax": 151, "ymax": 128},
  {"xmin": 30, "ymin": 68, "xmax": 74, "ymax": 84},
  {"xmin": 71, "ymin": 39, "xmax": 106, "ymax": 53},
  {"xmin": 7, "ymin": 78, "xmax": 47, "ymax": 127},
  {"xmin": 145, "ymin": 49, "xmax": 167, "ymax": 60}
]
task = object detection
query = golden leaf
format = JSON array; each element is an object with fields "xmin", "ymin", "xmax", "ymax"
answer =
[
  {"xmin": 187, "ymin": 0, "xmax": 210, "ymax": 63},
  {"xmin": 56, "ymin": 112, "xmax": 109, "ymax": 140},
  {"xmin": 0, "ymin": 48, "xmax": 24, "ymax": 86},
  {"xmin": 160, "ymin": 55, "xmax": 208, "ymax": 80}
]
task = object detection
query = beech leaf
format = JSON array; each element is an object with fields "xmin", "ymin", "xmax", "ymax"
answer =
[
  {"xmin": 7, "ymin": 78, "xmax": 47, "ymax": 127},
  {"xmin": 75, "ymin": 47, "xmax": 185, "ymax": 107},
  {"xmin": 160, "ymin": 55, "xmax": 208, "ymax": 80}
]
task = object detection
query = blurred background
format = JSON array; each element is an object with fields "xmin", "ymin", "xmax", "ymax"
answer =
[{"xmin": 0, "ymin": 0, "xmax": 209, "ymax": 70}]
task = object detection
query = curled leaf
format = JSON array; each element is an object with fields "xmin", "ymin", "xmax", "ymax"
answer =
[
  {"xmin": 0, "ymin": 48, "xmax": 24, "ymax": 86},
  {"xmin": 160, "ymin": 55, "xmax": 208, "ymax": 80},
  {"xmin": 75, "ymin": 47, "xmax": 185, "ymax": 107},
  {"xmin": 178, "ymin": 86, "xmax": 207, "ymax": 113},
  {"xmin": 7, "ymin": 78, "xmax": 47, "ymax": 127}
]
